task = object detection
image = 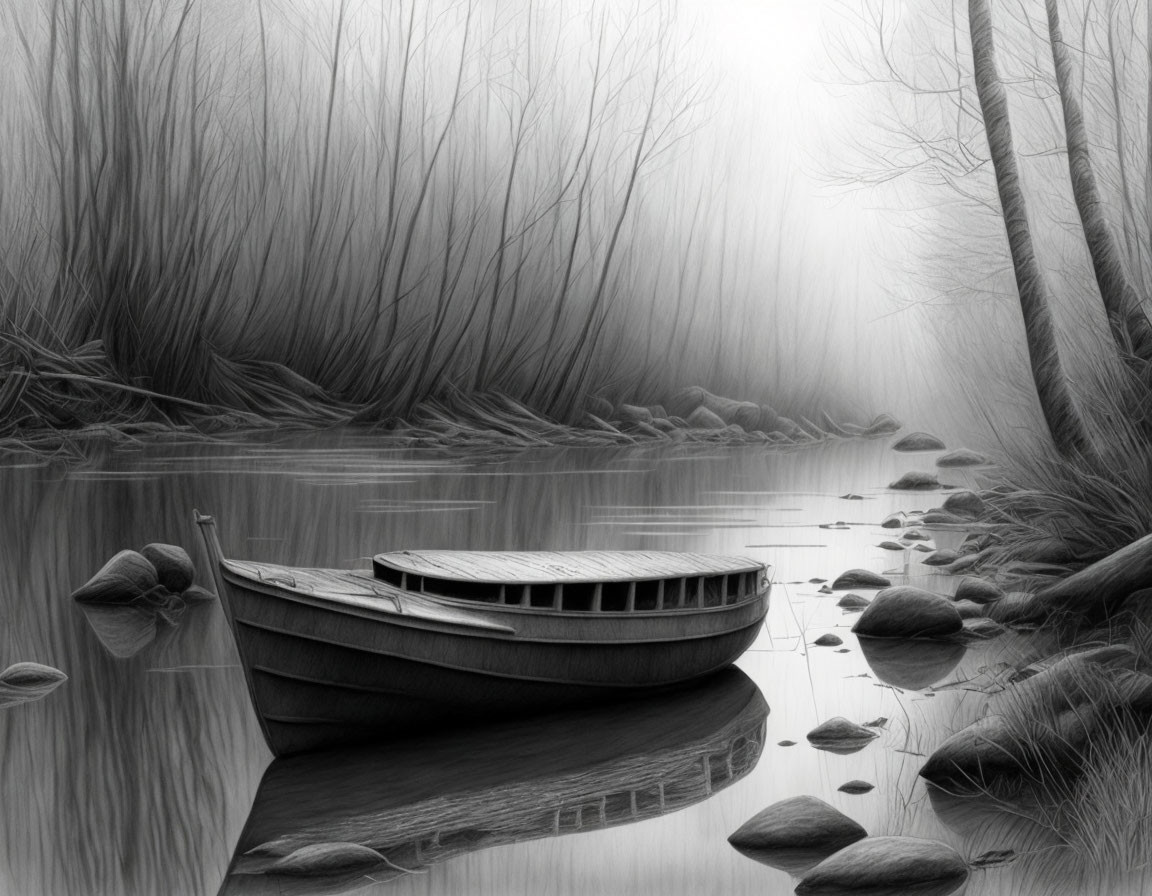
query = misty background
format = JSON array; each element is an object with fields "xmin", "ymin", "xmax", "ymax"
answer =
[{"xmin": 1, "ymin": 0, "xmax": 1141, "ymax": 444}]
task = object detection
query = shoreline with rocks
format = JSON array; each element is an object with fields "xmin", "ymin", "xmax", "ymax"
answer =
[
  {"xmin": 3, "ymin": 385, "xmax": 900, "ymax": 466},
  {"xmin": 724, "ymin": 427, "xmax": 1152, "ymax": 893}
]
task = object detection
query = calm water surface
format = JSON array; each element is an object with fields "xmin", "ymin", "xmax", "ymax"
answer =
[{"xmin": 0, "ymin": 435, "xmax": 1139, "ymax": 895}]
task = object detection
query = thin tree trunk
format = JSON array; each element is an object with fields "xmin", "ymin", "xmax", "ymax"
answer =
[
  {"xmin": 1046, "ymin": 0, "xmax": 1152, "ymax": 365},
  {"xmin": 969, "ymin": 0, "xmax": 1094, "ymax": 457}
]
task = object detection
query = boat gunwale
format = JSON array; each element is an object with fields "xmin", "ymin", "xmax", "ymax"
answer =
[
  {"xmin": 222, "ymin": 567, "xmax": 771, "ymax": 645},
  {"xmin": 221, "ymin": 562, "xmax": 517, "ymax": 635},
  {"xmin": 222, "ymin": 561, "xmax": 771, "ymax": 628},
  {"xmin": 372, "ymin": 549, "xmax": 764, "ymax": 586}
]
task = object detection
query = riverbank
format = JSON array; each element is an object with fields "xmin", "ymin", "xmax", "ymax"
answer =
[
  {"xmin": 0, "ymin": 344, "xmax": 901, "ymax": 465},
  {"xmin": 847, "ymin": 442, "xmax": 1152, "ymax": 885}
]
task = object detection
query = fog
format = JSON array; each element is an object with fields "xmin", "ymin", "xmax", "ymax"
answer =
[{"xmin": 3, "ymin": 0, "xmax": 1140, "ymax": 439}]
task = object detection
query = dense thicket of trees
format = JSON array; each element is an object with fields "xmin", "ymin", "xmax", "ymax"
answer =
[
  {"xmin": 0, "ymin": 0, "xmax": 883, "ymax": 437},
  {"xmin": 1, "ymin": 0, "xmax": 709, "ymax": 422}
]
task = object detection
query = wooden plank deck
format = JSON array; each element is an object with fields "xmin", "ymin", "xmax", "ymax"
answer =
[
  {"xmin": 221, "ymin": 560, "xmax": 515, "ymax": 634},
  {"xmin": 374, "ymin": 550, "xmax": 762, "ymax": 584}
]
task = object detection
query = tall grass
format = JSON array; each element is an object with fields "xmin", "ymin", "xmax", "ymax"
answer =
[
  {"xmin": 1, "ymin": 0, "xmax": 785, "ymax": 439},
  {"xmin": 979, "ymin": 636, "xmax": 1152, "ymax": 875}
]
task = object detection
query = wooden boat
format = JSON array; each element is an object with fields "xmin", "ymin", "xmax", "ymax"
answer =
[
  {"xmin": 195, "ymin": 512, "xmax": 770, "ymax": 757},
  {"xmin": 219, "ymin": 667, "xmax": 768, "ymax": 894}
]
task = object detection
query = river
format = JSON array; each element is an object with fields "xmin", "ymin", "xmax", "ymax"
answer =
[{"xmin": 0, "ymin": 434, "xmax": 1135, "ymax": 895}]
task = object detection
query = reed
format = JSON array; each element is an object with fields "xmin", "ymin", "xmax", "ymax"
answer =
[
  {"xmin": 0, "ymin": 0, "xmax": 873, "ymax": 452},
  {"xmin": 2, "ymin": 1, "xmax": 667, "ymax": 433}
]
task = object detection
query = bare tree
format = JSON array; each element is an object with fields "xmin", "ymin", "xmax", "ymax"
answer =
[
  {"xmin": 1045, "ymin": 0, "xmax": 1152, "ymax": 369},
  {"xmin": 968, "ymin": 0, "xmax": 1094, "ymax": 456}
]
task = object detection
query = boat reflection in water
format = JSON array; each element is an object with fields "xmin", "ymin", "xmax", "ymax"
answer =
[{"xmin": 220, "ymin": 667, "xmax": 768, "ymax": 894}]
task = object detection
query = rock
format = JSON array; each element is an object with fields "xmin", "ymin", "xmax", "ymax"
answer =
[
  {"xmin": 667, "ymin": 415, "xmax": 688, "ymax": 428},
  {"xmin": 818, "ymin": 585, "xmax": 833, "ymax": 594},
  {"xmin": 960, "ymin": 617, "xmax": 1007, "ymax": 639},
  {"xmin": 912, "ymin": 543, "xmax": 934, "ymax": 553},
  {"xmin": 795, "ymin": 836, "xmax": 968, "ymax": 896},
  {"xmin": 710, "ymin": 396, "xmax": 759, "ymax": 426},
  {"xmin": 852, "ymin": 587, "xmax": 963, "ymax": 639},
  {"xmin": 920, "ymin": 509, "xmax": 968, "ymax": 525},
  {"xmin": 0, "ymin": 662, "xmax": 68, "ymax": 707},
  {"xmin": 731, "ymin": 403, "xmax": 761, "ymax": 430},
  {"xmin": 889, "ymin": 471, "xmax": 940, "ymax": 490},
  {"xmin": 140, "ymin": 543, "xmax": 195, "ymax": 593},
  {"xmin": 728, "ymin": 795, "xmax": 867, "ymax": 853},
  {"xmin": 776, "ymin": 416, "xmax": 805, "ymax": 439},
  {"xmin": 941, "ymin": 490, "xmax": 986, "ymax": 519},
  {"xmin": 951, "ymin": 599, "xmax": 985, "ymax": 619},
  {"xmin": 1010, "ymin": 646, "xmax": 1140, "ymax": 714},
  {"xmin": 1, "ymin": 662, "xmax": 62, "ymax": 687},
  {"xmin": 877, "ymin": 541, "xmax": 907, "ymax": 552},
  {"xmin": 778, "ymin": 740, "xmax": 797, "ymax": 746},
  {"xmin": 919, "ymin": 651, "xmax": 1145, "ymax": 790},
  {"xmin": 814, "ymin": 634, "xmax": 843, "ymax": 647},
  {"xmin": 585, "ymin": 395, "xmax": 614, "ymax": 419},
  {"xmin": 858, "ymin": 636, "xmax": 966, "ymax": 689},
  {"xmin": 686, "ymin": 406, "xmax": 726, "ymax": 430},
  {"xmin": 946, "ymin": 554, "xmax": 980, "ymax": 574},
  {"xmin": 807, "ymin": 717, "xmax": 879, "ymax": 752},
  {"xmin": 266, "ymin": 842, "xmax": 388, "ymax": 876},
  {"xmin": 922, "ymin": 550, "xmax": 960, "ymax": 567},
  {"xmin": 937, "ymin": 448, "xmax": 989, "ymax": 467},
  {"xmin": 668, "ymin": 386, "xmax": 762, "ymax": 427},
  {"xmin": 645, "ymin": 404, "xmax": 668, "ymax": 420},
  {"xmin": 880, "ymin": 513, "xmax": 905, "ymax": 529},
  {"xmin": 837, "ymin": 594, "xmax": 870, "ymax": 610},
  {"xmin": 754, "ymin": 405, "xmax": 781, "ymax": 432},
  {"xmin": 863, "ymin": 414, "xmax": 902, "ymax": 436},
  {"xmin": 615, "ymin": 403, "xmax": 653, "ymax": 425},
  {"xmin": 986, "ymin": 591, "xmax": 1040, "ymax": 624},
  {"xmin": 954, "ymin": 578, "xmax": 1003, "ymax": 604},
  {"xmin": 837, "ymin": 780, "xmax": 874, "ymax": 795},
  {"xmin": 71, "ymin": 551, "xmax": 159, "ymax": 604},
  {"xmin": 903, "ymin": 529, "xmax": 929, "ymax": 541},
  {"xmin": 668, "ymin": 386, "xmax": 708, "ymax": 418},
  {"xmin": 831, "ymin": 569, "xmax": 891, "ymax": 590},
  {"xmin": 865, "ymin": 717, "xmax": 888, "ymax": 728},
  {"xmin": 0, "ymin": 663, "xmax": 66, "ymax": 691},
  {"xmin": 650, "ymin": 417, "xmax": 678, "ymax": 433},
  {"xmin": 962, "ymin": 531, "xmax": 1000, "ymax": 552},
  {"xmin": 892, "ymin": 432, "xmax": 946, "ymax": 452},
  {"xmin": 919, "ymin": 714, "xmax": 1070, "ymax": 792},
  {"xmin": 840, "ymin": 493, "xmax": 864, "ymax": 501}
]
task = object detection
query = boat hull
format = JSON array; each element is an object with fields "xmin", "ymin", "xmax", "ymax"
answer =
[{"xmin": 220, "ymin": 570, "xmax": 768, "ymax": 756}]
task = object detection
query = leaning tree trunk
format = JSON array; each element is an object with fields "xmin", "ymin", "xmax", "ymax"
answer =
[
  {"xmin": 1046, "ymin": 0, "xmax": 1152, "ymax": 367},
  {"xmin": 967, "ymin": 0, "xmax": 1095, "ymax": 458}
]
